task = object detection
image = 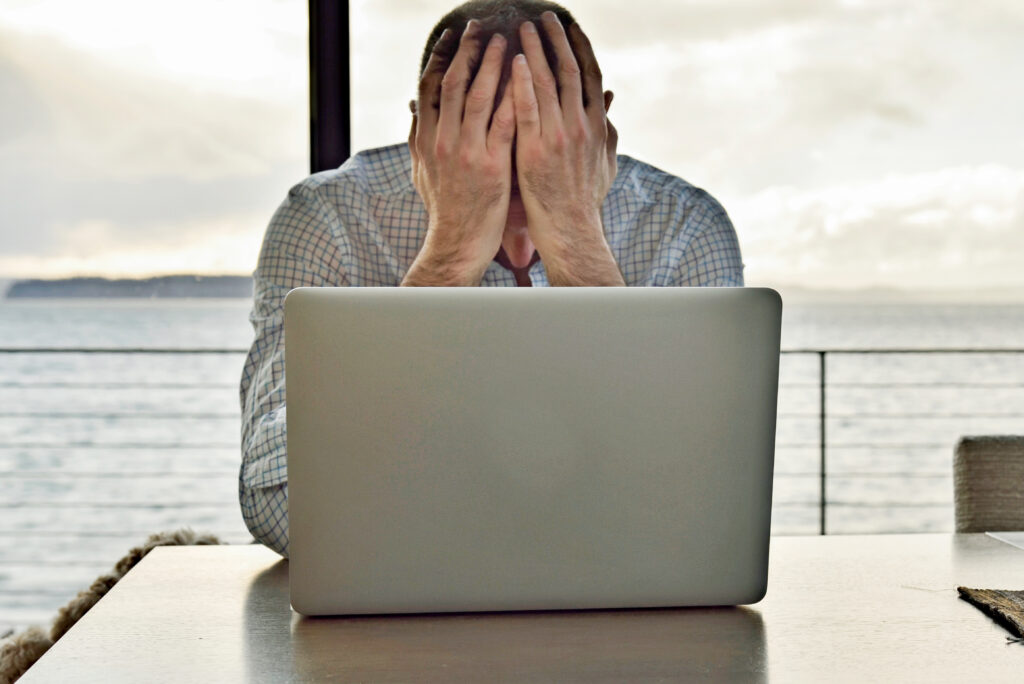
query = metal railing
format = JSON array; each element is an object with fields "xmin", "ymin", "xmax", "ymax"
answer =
[
  {"xmin": 2, "ymin": 347, "xmax": 1024, "ymax": 538},
  {"xmin": 783, "ymin": 348, "xmax": 1024, "ymax": 534}
]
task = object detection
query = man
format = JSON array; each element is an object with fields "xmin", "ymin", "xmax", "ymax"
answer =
[{"xmin": 240, "ymin": 0, "xmax": 744, "ymax": 556}]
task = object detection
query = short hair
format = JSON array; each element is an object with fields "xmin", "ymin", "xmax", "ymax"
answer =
[{"xmin": 419, "ymin": 0, "xmax": 585, "ymax": 106}]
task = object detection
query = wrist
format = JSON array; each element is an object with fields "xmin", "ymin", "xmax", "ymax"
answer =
[
  {"xmin": 532, "ymin": 215, "xmax": 625, "ymax": 287},
  {"xmin": 544, "ymin": 244, "xmax": 625, "ymax": 287},
  {"xmin": 401, "ymin": 235, "xmax": 491, "ymax": 287},
  {"xmin": 528, "ymin": 206, "xmax": 603, "ymax": 262}
]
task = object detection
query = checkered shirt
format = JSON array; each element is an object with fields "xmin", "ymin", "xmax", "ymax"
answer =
[{"xmin": 239, "ymin": 142, "xmax": 744, "ymax": 556}]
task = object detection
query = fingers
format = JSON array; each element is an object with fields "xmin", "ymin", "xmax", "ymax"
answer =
[
  {"xmin": 538, "ymin": 11, "xmax": 584, "ymax": 125},
  {"xmin": 604, "ymin": 91, "xmax": 617, "ymax": 171},
  {"xmin": 607, "ymin": 117, "xmax": 618, "ymax": 166},
  {"xmin": 567, "ymin": 22, "xmax": 605, "ymax": 126},
  {"xmin": 518, "ymin": 20, "xmax": 561, "ymax": 135},
  {"xmin": 512, "ymin": 53, "xmax": 541, "ymax": 140},
  {"xmin": 416, "ymin": 28, "xmax": 456, "ymax": 151},
  {"xmin": 438, "ymin": 20, "xmax": 486, "ymax": 146},
  {"xmin": 408, "ymin": 113, "xmax": 418, "ymax": 163},
  {"xmin": 487, "ymin": 75, "xmax": 516, "ymax": 151},
  {"xmin": 463, "ymin": 33, "xmax": 507, "ymax": 146}
]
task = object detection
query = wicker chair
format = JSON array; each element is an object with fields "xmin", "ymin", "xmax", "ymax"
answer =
[{"xmin": 954, "ymin": 436, "xmax": 1024, "ymax": 533}]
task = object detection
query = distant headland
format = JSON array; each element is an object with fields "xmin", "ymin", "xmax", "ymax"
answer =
[
  {"xmin": 3, "ymin": 276, "xmax": 1022, "ymax": 302},
  {"xmin": 5, "ymin": 275, "xmax": 253, "ymax": 298}
]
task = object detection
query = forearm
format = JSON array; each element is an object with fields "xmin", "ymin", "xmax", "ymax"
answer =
[
  {"xmin": 240, "ymin": 480, "xmax": 290, "ymax": 557},
  {"xmin": 534, "ymin": 212, "xmax": 626, "ymax": 287},
  {"xmin": 401, "ymin": 247, "xmax": 486, "ymax": 286},
  {"xmin": 401, "ymin": 233, "xmax": 492, "ymax": 286},
  {"xmin": 239, "ymin": 404, "xmax": 290, "ymax": 556}
]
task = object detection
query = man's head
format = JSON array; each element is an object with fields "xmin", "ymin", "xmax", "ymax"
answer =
[{"xmin": 419, "ymin": 1, "xmax": 583, "ymax": 112}]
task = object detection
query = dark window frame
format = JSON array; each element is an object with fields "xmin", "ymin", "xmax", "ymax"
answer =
[{"xmin": 309, "ymin": 0, "xmax": 351, "ymax": 173}]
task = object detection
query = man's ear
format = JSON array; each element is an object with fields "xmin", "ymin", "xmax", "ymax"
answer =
[
  {"xmin": 408, "ymin": 99, "xmax": 417, "ymax": 115},
  {"xmin": 603, "ymin": 90, "xmax": 614, "ymax": 113}
]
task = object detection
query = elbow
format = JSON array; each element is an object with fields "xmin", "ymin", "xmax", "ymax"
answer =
[{"xmin": 239, "ymin": 481, "xmax": 290, "ymax": 558}]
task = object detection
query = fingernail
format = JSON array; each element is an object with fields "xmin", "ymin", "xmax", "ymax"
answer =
[
  {"xmin": 465, "ymin": 19, "xmax": 480, "ymax": 35},
  {"xmin": 541, "ymin": 11, "xmax": 557, "ymax": 23},
  {"xmin": 490, "ymin": 33, "xmax": 506, "ymax": 49},
  {"xmin": 514, "ymin": 53, "xmax": 527, "ymax": 67},
  {"xmin": 522, "ymin": 21, "xmax": 536, "ymax": 34}
]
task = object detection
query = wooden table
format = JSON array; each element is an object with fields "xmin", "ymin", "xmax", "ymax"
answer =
[{"xmin": 19, "ymin": 534, "xmax": 1024, "ymax": 682}]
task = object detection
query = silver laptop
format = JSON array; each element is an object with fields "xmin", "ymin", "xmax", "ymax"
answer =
[{"xmin": 285, "ymin": 287, "xmax": 781, "ymax": 616}]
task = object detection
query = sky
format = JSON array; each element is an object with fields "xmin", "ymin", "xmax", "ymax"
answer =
[{"xmin": 1, "ymin": 0, "xmax": 1023, "ymax": 293}]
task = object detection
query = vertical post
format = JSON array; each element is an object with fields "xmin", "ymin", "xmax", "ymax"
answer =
[
  {"xmin": 819, "ymin": 350, "xmax": 827, "ymax": 535},
  {"xmin": 309, "ymin": 0, "xmax": 351, "ymax": 173}
]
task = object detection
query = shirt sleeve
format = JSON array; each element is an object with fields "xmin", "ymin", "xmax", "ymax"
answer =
[
  {"xmin": 239, "ymin": 185, "xmax": 349, "ymax": 557},
  {"xmin": 670, "ymin": 193, "xmax": 745, "ymax": 287}
]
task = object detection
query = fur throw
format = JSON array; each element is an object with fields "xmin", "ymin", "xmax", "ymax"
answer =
[{"xmin": 0, "ymin": 528, "xmax": 222, "ymax": 683}]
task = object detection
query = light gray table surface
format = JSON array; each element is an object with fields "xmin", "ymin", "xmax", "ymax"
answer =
[{"xmin": 18, "ymin": 534, "xmax": 1024, "ymax": 683}]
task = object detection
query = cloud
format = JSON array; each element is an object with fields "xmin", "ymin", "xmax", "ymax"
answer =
[
  {"xmin": 0, "ymin": 48, "xmax": 49, "ymax": 143},
  {"xmin": 0, "ymin": 213, "xmax": 269, "ymax": 278},
  {"xmin": 731, "ymin": 165, "xmax": 1024, "ymax": 290},
  {"xmin": 3, "ymin": 0, "xmax": 1024, "ymax": 289},
  {"xmin": 0, "ymin": 26, "xmax": 307, "ymax": 274},
  {"xmin": 0, "ymin": 29, "xmax": 305, "ymax": 181},
  {"xmin": 0, "ymin": 0, "xmax": 305, "ymax": 99}
]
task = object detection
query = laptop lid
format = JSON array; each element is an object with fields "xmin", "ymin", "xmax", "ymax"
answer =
[{"xmin": 286, "ymin": 287, "xmax": 781, "ymax": 615}]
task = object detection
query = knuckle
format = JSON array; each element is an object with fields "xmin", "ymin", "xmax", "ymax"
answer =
[
  {"xmin": 559, "ymin": 60, "xmax": 581, "ymax": 77},
  {"xmin": 493, "ymin": 110, "xmax": 515, "ymax": 130},
  {"xmin": 433, "ymin": 139, "xmax": 454, "ymax": 160},
  {"xmin": 550, "ymin": 129, "xmax": 568, "ymax": 153},
  {"xmin": 440, "ymin": 72, "xmax": 465, "ymax": 96},
  {"xmin": 456, "ymin": 146, "xmax": 477, "ymax": 169},
  {"xmin": 535, "ymin": 72, "xmax": 557, "ymax": 92},
  {"xmin": 464, "ymin": 88, "xmax": 490, "ymax": 113},
  {"xmin": 568, "ymin": 123, "xmax": 587, "ymax": 144},
  {"xmin": 586, "ymin": 63, "xmax": 603, "ymax": 82},
  {"xmin": 480, "ymin": 156, "xmax": 502, "ymax": 177}
]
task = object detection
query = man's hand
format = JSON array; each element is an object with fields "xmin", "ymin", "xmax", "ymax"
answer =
[
  {"xmin": 512, "ymin": 12, "xmax": 624, "ymax": 286},
  {"xmin": 404, "ymin": 21, "xmax": 516, "ymax": 286}
]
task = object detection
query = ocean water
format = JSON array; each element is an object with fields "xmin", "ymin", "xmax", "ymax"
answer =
[{"xmin": 1, "ymin": 296, "xmax": 1023, "ymax": 629}]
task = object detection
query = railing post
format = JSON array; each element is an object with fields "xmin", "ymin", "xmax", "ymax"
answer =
[{"xmin": 819, "ymin": 350, "xmax": 827, "ymax": 535}]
